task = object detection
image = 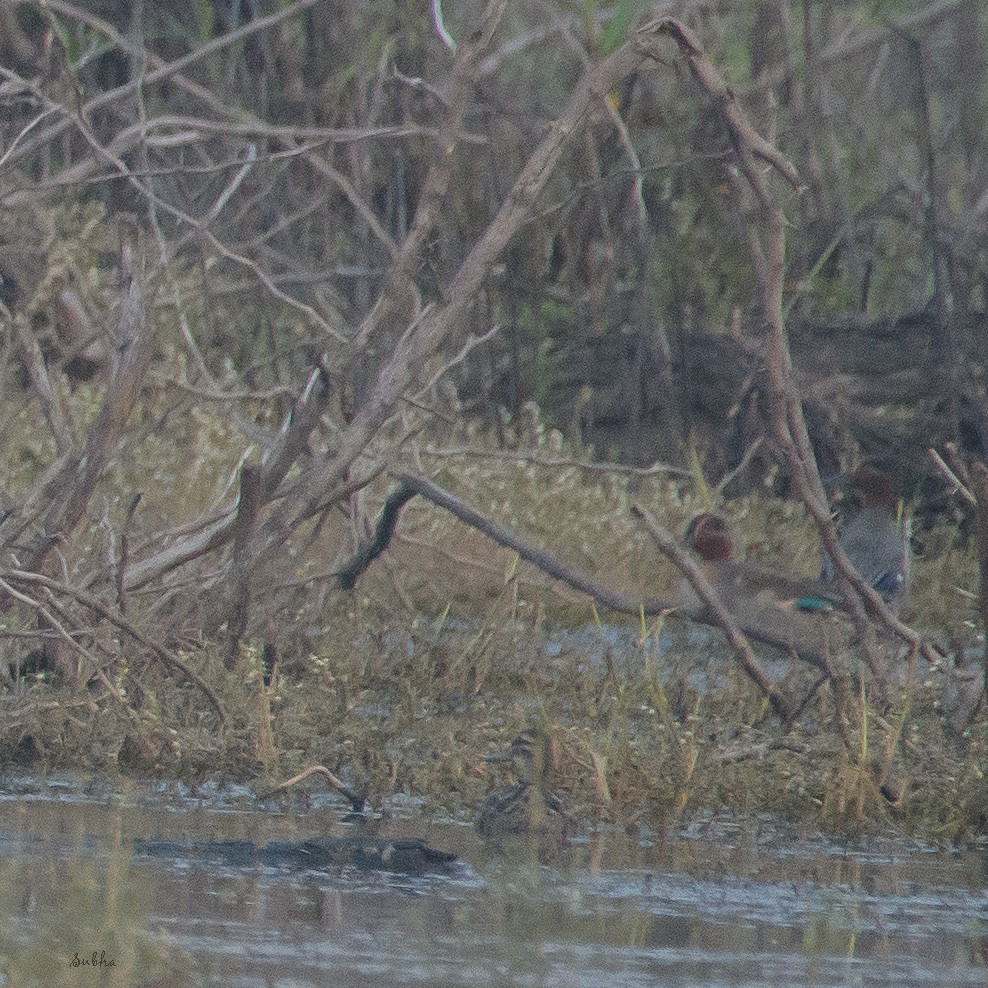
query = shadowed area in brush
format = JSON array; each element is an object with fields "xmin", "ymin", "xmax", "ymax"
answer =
[{"xmin": 133, "ymin": 835, "xmax": 459, "ymax": 876}]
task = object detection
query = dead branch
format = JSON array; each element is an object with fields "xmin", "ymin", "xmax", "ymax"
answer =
[
  {"xmin": 631, "ymin": 503, "xmax": 793, "ymax": 720},
  {"xmin": 30, "ymin": 216, "xmax": 153, "ymax": 565},
  {"xmin": 341, "ymin": 469, "xmax": 857, "ymax": 719},
  {"xmin": 6, "ymin": 0, "xmax": 323, "ymax": 179},
  {"xmin": 338, "ymin": 483, "xmax": 418, "ymax": 591},
  {"xmin": 351, "ymin": 0, "xmax": 508, "ymax": 355},
  {"xmin": 116, "ymin": 492, "xmax": 142, "ymax": 615},
  {"xmin": 120, "ymin": 362, "xmax": 334, "ymax": 592},
  {"xmin": 247, "ymin": 17, "xmax": 694, "ymax": 571},
  {"xmin": 368, "ymin": 472, "xmax": 841, "ymax": 683},
  {"xmin": 424, "ymin": 446, "xmax": 688, "ymax": 478},
  {"xmin": 967, "ymin": 461, "xmax": 988, "ymax": 693},
  {"xmin": 8, "ymin": 307, "xmax": 73, "ymax": 454},
  {"xmin": 5, "ymin": 14, "xmax": 711, "ymax": 625},
  {"xmin": 396, "ymin": 472, "xmax": 673, "ymax": 613},
  {"xmin": 666, "ymin": 12, "xmax": 945, "ymax": 683},
  {"xmin": 816, "ymin": 0, "xmax": 969, "ymax": 66},
  {"xmin": 655, "ymin": 19, "xmax": 801, "ymax": 195},
  {"xmin": 259, "ymin": 765, "xmax": 365, "ymax": 812},
  {"xmin": 926, "ymin": 444, "xmax": 978, "ymax": 506},
  {"xmin": 1, "ymin": 569, "xmax": 226, "ymax": 727}
]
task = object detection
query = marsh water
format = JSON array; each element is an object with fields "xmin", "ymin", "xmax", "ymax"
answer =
[{"xmin": 0, "ymin": 774, "xmax": 984, "ymax": 988}]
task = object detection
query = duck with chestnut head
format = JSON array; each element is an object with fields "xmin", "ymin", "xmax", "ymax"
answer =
[
  {"xmin": 677, "ymin": 512, "xmax": 855, "ymax": 665},
  {"xmin": 797, "ymin": 465, "xmax": 911, "ymax": 614},
  {"xmin": 678, "ymin": 513, "xmax": 839, "ymax": 613}
]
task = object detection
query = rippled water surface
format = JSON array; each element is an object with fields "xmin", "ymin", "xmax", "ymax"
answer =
[{"xmin": 0, "ymin": 774, "xmax": 984, "ymax": 987}]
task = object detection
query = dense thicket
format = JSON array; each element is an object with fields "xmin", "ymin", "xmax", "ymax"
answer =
[
  {"xmin": 3, "ymin": 2, "xmax": 985, "ymax": 483},
  {"xmin": 0, "ymin": 2, "xmax": 982, "ymax": 806}
]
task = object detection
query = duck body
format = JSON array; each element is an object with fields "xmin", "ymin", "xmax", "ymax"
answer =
[
  {"xmin": 678, "ymin": 514, "xmax": 840, "ymax": 612},
  {"xmin": 678, "ymin": 512, "xmax": 850, "ymax": 662},
  {"xmin": 823, "ymin": 508, "xmax": 909, "ymax": 591},
  {"xmin": 816, "ymin": 466, "xmax": 911, "ymax": 612}
]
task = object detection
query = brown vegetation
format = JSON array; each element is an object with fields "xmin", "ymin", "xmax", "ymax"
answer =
[{"xmin": 0, "ymin": 1, "xmax": 983, "ymax": 838}]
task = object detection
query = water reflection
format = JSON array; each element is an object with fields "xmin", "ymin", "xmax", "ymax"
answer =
[{"xmin": 0, "ymin": 778, "xmax": 983, "ymax": 987}]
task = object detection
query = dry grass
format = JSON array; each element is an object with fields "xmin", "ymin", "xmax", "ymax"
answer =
[
  {"xmin": 2, "ymin": 547, "xmax": 984, "ymax": 841},
  {"xmin": 0, "ymin": 359, "xmax": 983, "ymax": 841}
]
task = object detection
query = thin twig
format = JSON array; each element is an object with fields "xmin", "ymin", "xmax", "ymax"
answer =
[
  {"xmin": 116, "ymin": 493, "xmax": 142, "ymax": 615},
  {"xmin": 1, "ymin": 569, "xmax": 227, "ymax": 726},
  {"xmin": 423, "ymin": 446, "xmax": 688, "ymax": 477},
  {"xmin": 259, "ymin": 765, "xmax": 365, "ymax": 812},
  {"xmin": 632, "ymin": 503, "xmax": 793, "ymax": 719},
  {"xmin": 930, "ymin": 446, "xmax": 975, "ymax": 505}
]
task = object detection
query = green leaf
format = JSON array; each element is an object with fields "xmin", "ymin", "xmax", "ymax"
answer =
[
  {"xmin": 600, "ymin": 0, "xmax": 650, "ymax": 56},
  {"xmin": 46, "ymin": 13, "xmax": 76, "ymax": 63},
  {"xmin": 193, "ymin": 0, "xmax": 216, "ymax": 42}
]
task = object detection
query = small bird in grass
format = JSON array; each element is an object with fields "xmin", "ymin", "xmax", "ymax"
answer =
[{"xmin": 476, "ymin": 732, "xmax": 576, "ymax": 839}]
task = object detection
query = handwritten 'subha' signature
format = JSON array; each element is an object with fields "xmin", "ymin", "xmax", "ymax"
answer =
[{"xmin": 71, "ymin": 950, "xmax": 116, "ymax": 969}]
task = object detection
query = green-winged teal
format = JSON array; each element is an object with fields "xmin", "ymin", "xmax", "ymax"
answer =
[
  {"xmin": 679, "ymin": 513, "xmax": 840, "ymax": 612},
  {"xmin": 476, "ymin": 733, "xmax": 576, "ymax": 839},
  {"xmin": 678, "ymin": 512, "xmax": 857, "ymax": 667},
  {"xmin": 824, "ymin": 465, "xmax": 911, "ymax": 608}
]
